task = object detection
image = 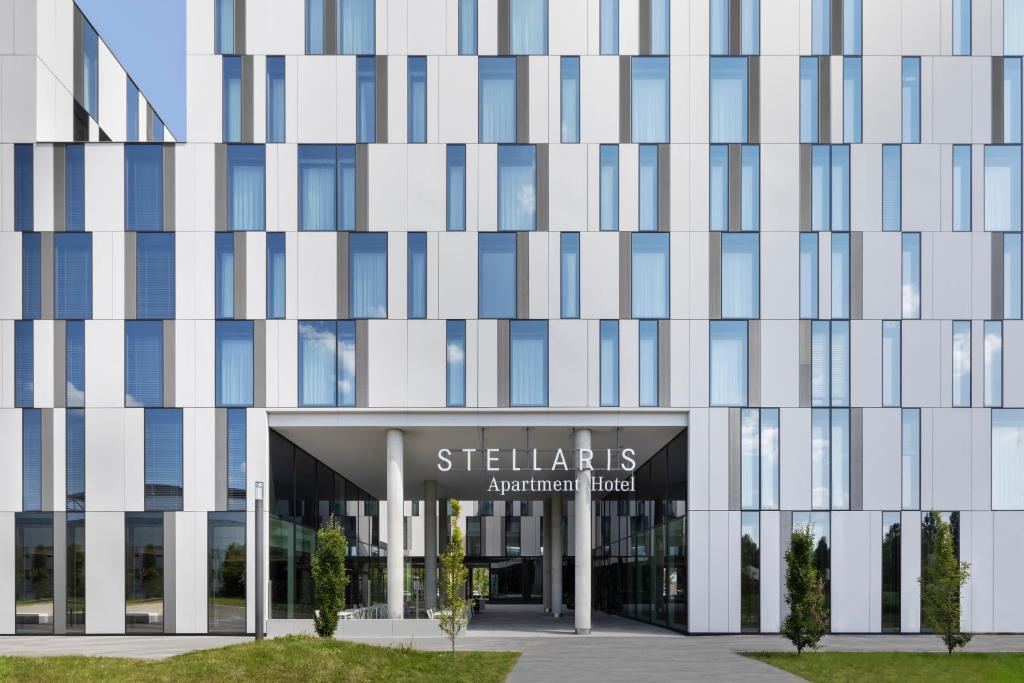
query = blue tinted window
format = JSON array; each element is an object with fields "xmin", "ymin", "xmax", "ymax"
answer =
[
  {"xmin": 832, "ymin": 232, "xmax": 850, "ymax": 318},
  {"xmin": 299, "ymin": 145, "xmax": 335, "ymax": 231},
  {"xmin": 15, "ymin": 321, "xmax": 33, "ymax": 407},
  {"xmin": 299, "ymin": 321, "xmax": 337, "ymax": 407},
  {"xmin": 340, "ymin": 146, "xmax": 357, "ymax": 231},
  {"xmin": 223, "ymin": 56, "xmax": 242, "ymax": 142},
  {"xmin": 986, "ymin": 145, "xmax": 1022, "ymax": 231},
  {"xmin": 902, "ymin": 58, "xmax": 921, "ymax": 143},
  {"xmin": 832, "ymin": 321, "xmax": 850, "ymax": 406},
  {"xmin": 22, "ymin": 233, "xmax": 41, "ymax": 319},
  {"xmin": 813, "ymin": 146, "xmax": 833, "ymax": 231},
  {"xmin": 1007, "ymin": 234, "xmax": 1023, "ymax": 319},
  {"xmin": 953, "ymin": 321, "xmax": 971, "ymax": 408},
  {"xmin": 632, "ymin": 233, "xmax": 670, "ymax": 318},
  {"xmin": 843, "ymin": 58, "xmax": 862, "ymax": 143},
  {"xmin": 82, "ymin": 21, "xmax": 98, "ymax": 118},
  {"xmin": 447, "ymin": 320, "xmax": 466, "ymax": 407},
  {"xmin": 137, "ymin": 233, "xmax": 176, "ymax": 319},
  {"xmin": 882, "ymin": 145, "xmax": 902, "ymax": 231},
  {"xmin": 66, "ymin": 409, "xmax": 85, "ymax": 511},
  {"xmin": 650, "ymin": 0, "xmax": 670, "ymax": 53},
  {"xmin": 66, "ymin": 320, "xmax": 85, "ymax": 407},
  {"xmin": 340, "ymin": 0, "xmax": 375, "ymax": 55},
  {"xmin": 54, "ymin": 233, "xmax": 92, "ymax": 319},
  {"xmin": 125, "ymin": 145, "xmax": 164, "ymax": 231},
  {"xmin": 903, "ymin": 233, "xmax": 922, "ymax": 319},
  {"xmin": 217, "ymin": 320, "xmax": 253, "ymax": 407},
  {"xmin": 22, "ymin": 410, "xmax": 42, "ymax": 511},
  {"xmin": 145, "ymin": 408, "xmax": 183, "ymax": 511},
  {"xmin": 408, "ymin": 57, "xmax": 427, "ymax": 143},
  {"xmin": 600, "ymin": 0, "xmax": 619, "ymax": 54},
  {"xmin": 1008, "ymin": 0, "xmax": 1024, "ymax": 55},
  {"xmin": 882, "ymin": 320, "xmax": 902, "ymax": 407},
  {"xmin": 227, "ymin": 409, "xmax": 247, "ymax": 510},
  {"xmin": 991, "ymin": 409, "xmax": 1024, "ymax": 509},
  {"xmin": 800, "ymin": 57, "xmax": 819, "ymax": 143},
  {"xmin": 459, "ymin": 0, "xmax": 478, "ymax": 54},
  {"xmin": 953, "ymin": 145, "xmax": 972, "ymax": 232},
  {"xmin": 15, "ymin": 144, "xmax": 33, "ymax": 231},
  {"xmin": 357, "ymin": 57, "xmax": 376, "ymax": 143},
  {"xmin": 811, "ymin": 320, "xmax": 831, "ymax": 406},
  {"xmin": 267, "ymin": 57, "xmax": 286, "ymax": 143},
  {"xmin": 639, "ymin": 145, "xmax": 659, "ymax": 230},
  {"xmin": 479, "ymin": 233, "xmax": 517, "ymax": 318},
  {"xmin": 710, "ymin": 145, "xmax": 728, "ymax": 231},
  {"xmin": 639, "ymin": 320, "xmax": 659, "ymax": 407},
  {"xmin": 722, "ymin": 233, "xmax": 759, "ymax": 319},
  {"xmin": 742, "ymin": 0, "xmax": 760, "ymax": 54},
  {"xmin": 812, "ymin": 0, "xmax": 830, "ymax": 54},
  {"xmin": 843, "ymin": 0, "xmax": 862, "ymax": 54},
  {"xmin": 800, "ymin": 233, "xmax": 819, "ymax": 319},
  {"xmin": 498, "ymin": 145, "xmax": 536, "ymax": 231},
  {"xmin": 65, "ymin": 145, "xmax": 85, "ymax": 230},
  {"xmin": 710, "ymin": 0, "xmax": 728, "ymax": 54},
  {"xmin": 561, "ymin": 57, "xmax": 580, "ymax": 143},
  {"xmin": 447, "ymin": 145, "xmax": 467, "ymax": 231},
  {"xmin": 479, "ymin": 58, "xmax": 516, "ymax": 143},
  {"xmin": 408, "ymin": 232, "xmax": 427, "ymax": 319},
  {"xmin": 985, "ymin": 320, "xmax": 1003, "ymax": 407},
  {"xmin": 350, "ymin": 232, "xmax": 388, "ymax": 318},
  {"xmin": 600, "ymin": 145, "xmax": 619, "ymax": 230},
  {"xmin": 741, "ymin": 145, "xmax": 760, "ymax": 231},
  {"xmin": 831, "ymin": 145, "xmax": 850, "ymax": 231},
  {"xmin": 509, "ymin": 320, "xmax": 548, "ymax": 406},
  {"xmin": 953, "ymin": 0, "xmax": 971, "ymax": 55},
  {"xmin": 560, "ymin": 232, "xmax": 580, "ymax": 318},
  {"xmin": 337, "ymin": 321, "xmax": 356, "ymax": 407},
  {"xmin": 710, "ymin": 321, "xmax": 747, "ymax": 406},
  {"xmin": 632, "ymin": 57, "xmax": 669, "ymax": 143},
  {"xmin": 266, "ymin": 233, "xmax": 286, "ymax": 319},
  {"xmin": 510, "ymin": 0, "xmax": 548, "ymax": 55},
  {"xmin": 1005, "ymin": 58, "xmax": 1022, "ymax": 144},
  {"xmin": 600, "ymin": 320, "xmax": 619, "ymax": 406},
  {"xmin": 125, "ymin": 321, "xmax": 163, "ymax": 407},
  {"xmin": 228, "ymin": 145, "xmax": 265, "ymax": 231},
  {"xmin": 216, "ymin": 0, "xmax": 234, "ymax": 53},
  {"xmin": 710, "ymin": 58, "xmax": 747, "ymax": 143},
  {"xmin": 215, "ymin": 233, "xmax": 234, "ymax": 319},
  {"xmin": 152, "ymin": 114, "xmax": 165, "ymax": 142},
  {"xmin": 306, "ymin": 0, "xmax": 325, "ymax": 54}
]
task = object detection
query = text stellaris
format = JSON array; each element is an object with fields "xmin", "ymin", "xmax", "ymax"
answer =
[{"xmin": 436, "ymin": 447, "xmax": 637, "ymax": 473}]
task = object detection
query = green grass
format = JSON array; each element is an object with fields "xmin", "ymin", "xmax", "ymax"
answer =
[
  {"xmin": 0, "ymin": 635, "xmax": 520, "ymax": 683},
  {"xmin": 749, "ymin": 652, "xmax": 1024, "ymax": 683}
]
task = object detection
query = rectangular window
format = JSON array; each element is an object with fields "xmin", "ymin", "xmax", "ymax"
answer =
[
  {"xmin": 710, "ymin": 0, "xmax": 728, "ymax": 54},
  {"xmin": 136, "ymin": 233, "xmax": 176, "ymax": 319},
  {"xmin": 953, "ymin": 145, "xmax": 972, "ymax": 232},
  {"xmin": 125, "ymin": 145, "xmax": 164, "ymax": 231},
  {"xmin": 985, "ymin": 145, "xmax": 1022, "ymax": 231},
  {"xmin": 306, "ymin": 0, "xmax": 325, "ymax": 54},
  {"xmin": 985, "ymin": 320, "xmax": 1003, "ymax": 407},
  {"xmin": 811, "ymin": 145, "xmax": 829, "ymax": 230},
  {"xmin": 15, "ymin": 321, "xmax": 33, "ymax": 407},
  {"xmin": 722, "ymin": 233, "xmax": 759, "ymax": 319},
  {"xmin": 67, "ymin": 512, "xmax": 85, "ymax": 632},
  {"xmin": 1006, "ymin": 233, "xmax": 1023, "ymax": 319},
  {"xmin": 710, "ymin": 320, "xmax": 747, "ymax": 406},
  {"xmin": 993, "ymin": 409, "xmax": 1024, "ymax": 509},
  {"xmin": 446, "ymin": 320, "xmax": 466, "ymax": 407},
  {"xmin": 125, "ymin": 512, "xmax": 164, "ymax": 633},
  {"xmin": 800, "ymin": 233, "xmax": 819, "ymax": 318},
  {"xmin": 649, "ymin": 0, "xmax": 670, "ymax": 54},
  {"xmin": 638, "ymin": 320, "xmax": 659, "ymax": 407},
  {"xmin": 66, "ymin": 320, "xmax": 85, "ymax": 407},
  {"xmin": 356, "ymin": 57, "xmax": 376, "ymax": 143},
  {"xmin": 299, "ymin": 321, "xmax": 334, "ymax": 407},
  {"xmin": 349, "ymin": 233, "xmax": 388, "ymax": 318},
  {"xmin": 811, "ymin": 321, "xmax": 830, "ymax": 406},
  {"xmin": 215, "ymin": 233, "xmax": 234, "ymax": 319},
  {"xmin": 337, "ymin": 322, "xmax": 357, "ymax": 407},
  {"xmin": 710, "ymin": 58, "xmax": 747, "ymax": 143},
  {"xmin": 65, "ymin": 145, "xmax": 84, "ymax": 231},
  {"xmin": 54, "ymin": 233, "xmax": 92, "ymax": 319},
  {"xmin": 742, "ymin": 145, "xmax": 760, "ymax": 231},
  {"xmin": 632, "ymin": 233, "xmax": 670, "ymax": 318},
  {"xmin": 902, "ymin": 408, "xmax": 921, "ymax": 510},
  {"xmin": 82, "ymin": 20, "xmax": 98, "ymax": 118},
  {"xmin": 66, "ymin": 409, "xmax": 85, "ymax": 511},
  {"xmin": 632, "ymin": 57, "xmax": 670, "ymax": 143},
  {"xmin": 832, "ymin": 232, "xmax": 850, "ymax": 318},
  {"xmin": 509, "ymin": 0, "xmax": 548, "ymax": 55},
  {"xmin": 509, "ymin": 320, "xmax": 548, "ymax": 407},
  {"xmin": 498, "ymin": 145, "xmax": 536, "ymax": 231},
  {"xmin": 209, "ymin": 511, "xmax": 246, "ymax": 632},
  {"xmin": 710, "ymin": 145, "xmax": 728, "ymax": 231},
  {"xmin": 408, "ymin": 56, "xmax": 427, "ymax": 143},
  {"xmin": 600, "ymin": 145, "xmax": 619, "ymax": 230},
  {"xmin": 811, "ymin": 409, "xmax": 830, "ymax": 509},
  {"xmin": 1006, "ymin": 58, "xmax": 1022, "ymax": 144},
  {"xmin": 478, "ymin": 233, "xmax": 517, "ymax": 318},
  {"xmin": 145, "ymin": 408, "xmax": 183, "ymax": 511},
  {"xmin": 881, "ymin": 511, "xmax": 901, "ymax": 632},
  {"xmin": 831, "ymin": 321, "xmax": 850, "ymax": 407},
  {"xmin": 340, "ymin": 0, "xmax": 375, "ymax": 55},
  {"xmin": 15, "ymin": 512, "xmax": 53, "ymax": 633},
  {"xmin": 800, "ymin": 58, "xmax": 819, "ymax": 143},
  {"xmin": 447, "ymin": 145, "xmax": 467, "ymax": 231},
  {"xmin": 844, "ymin": 0, "xmax": 862, "ymax": 54},
  {"xmin": 740, "ymin": 511, "xmax": 760, "ymax": 633},
  {"xmin": 882, "ymin": 145, "xmax": 902, "ymax": 231},
  {"xmin": 266, "ymin": 56, "xmax": 286, "ymax": 143},
  {"xmin": 14, "ymin": 144, "xmax": 33, "ymax": 231},
  {"xmin": 226, "ymin": 411, "xmax": 247, "ymax": 511},
  {"xmin": 830, "ymin": 145, "xmax": 851, "ymax": 231},
  {"xmin": 843, "ymin": 58, "xmax": 862, "ymax": 143},
  {"xmin": 761, "ymin": 408, "xmax": 780, "ymax": 509},
  {"xmin": 22, "ymin": 411, "xmax": 42, "ymax": 511},
  {"xmin": 216, "ymin": 320, "xmax": 254, "ymax": 407},
  {"xmin": 600, "ymin": 320, "xmax": 619, "ymax": 407},
  {"xmin": 127, "ymin": 80, "xmax": 140, "ymax": 142},
  {"xmin": 639, "ymin": 145, "xmax": 659, "ymax": 231},
  {"xmin": 298, "ymin": 145, "xmax": 356, "ymax": 232},
  {"xmin": 902, "ymin": 58, "xmax": 921, "ymax": 143},
  {"xmin": 22, "ymin": 233, "xmax": 41, "ymax": 319},
  {"xmin": 459, "ymin": 0, "xmax": 478, "ymax": 54},
  {"xmin": 560, "ymin": 232, "xmax": 580, "ymax": 318},
  {"xmin": 223, "ymin": 56, "xmax": 242, "ymax": 142},
  {"xmin": 266, "ymin": 233, "xmax": 286, "ymax": 319},
  {"xmin": 600, "ymin": 0, "xmax": 618, "ymax": 54},
  {"xmin": 902, "ymin": 233, "xmax": 921, "ymax": 319},
  {"xmin": 215, "ymin": 0, "xmax": 234, "ymax": 53},
  {"xmin": 125, "ymin": 321, "xmax": 163, "ymax": 407},
  {"xmin": 811, "ymin": 0, "xmax": 830, "ymax": 54},
  {"xmin": 1008, "ymin": 0, "xmax": 1024, "ymax": 55},
  {"xmin": 479, "ymin": 57, "xmax": 516, "ymax": 143},
  {"xmin": 151, "ymin": 115, "xmax": 165, "ymax": 142},
  {"xmin": 953, "ymin": 0, "xmax": 972, "ymax": 55},
  {"xmin": 882, "ymin": 321, "xmax": 901, "ymax": 407},
  {"xmin": 952, "ymin": 321, "xmax": 971, "ymax": 407},
  {"xmin": 741, "ymin": 409, "xmax": 761, "ymax": 510},
  {"xmin": 831, "ymin": 409, "xmax": 850, "ymax": 509},
  {"xmin": 561, "ymin": 57, "xmax": 580, "ymax": 143},
  {"xmin": 408, "ymin": 232, "xmax": 427, "ymax": 319}
]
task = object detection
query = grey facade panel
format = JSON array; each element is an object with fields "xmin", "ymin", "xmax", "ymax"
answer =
[
  {"xmin": 253, "ymin": 319, "xmax": 266, "ymax": 408},
  {"xmin": 728, "ymin": 144, "xmax": 741, "ymax": 232},
  {"xmin": 233, "ymin": 232, "xmax": 247, "ymax": 319},
  {"xmin": 241, "ymin": 55, "xmax": 254, "ymax": 143},
  {"xmin": 375, "ymin": 56, "xmax": 388, "ymax": 144},
  {"xmin": 747, "ymin": 320, "xmax": 760, "ymax": 407},
  {"xmin": 52, "ymin": 511, "xmax": 67, "ymax": 636},
  {"xmin": 799, "ymin": 320, "xmax": 811, "ymax": 407},
  {"xmin": 992, "ymin": 233, "xmax": 1004, "ymax": 320},
  {"xmin": 41, "ymin": 409, "xmax": 54, "ymax": 511},
  {"xmin": 163, "ymin": 144, "xmax": 175, "ymax": 230},
  {"xmin": 728, "ymin": 408, "xmax": 741, "ymax": 510},
  {"xmin": 497, "ymin": 0, "xmax": 510, "ymax": 55},
  {"xmin": 53, "ymin": 320, "xmax": 66, "ymax": 409},
  {"xmin": 799, "ymin": 144, "xmax": 812, "ymax": 231},
  {"xmin": 497, "ymin": 319, "xmax": 510, "ymax": 408},
  {"xmin": 638, "ymin": 0, "xmax": 651, "ymax": 55},
  {"xmin": 356, "ymin": 144, "xmax": 369, "ymax": 231},
  {"xmin": 817, "ymin": 56, "xmax": 830, "ymax": 143},
  {"xmin": 124, "ymin": 232, "xmax": 137, "ymax": 319},
  {"xmin": 830, "ymin": 0, "xmax": 844, "ymax": 55},
  {"xmin": 337, "ymin": 232, "xmax": 350, "ymax": 319},
  {"xmin": 41, "ymin": 233, "xmax": 55, "ymax": 320},
  {"xmin": 163, "ymin": 320, "xmax": 176, "ymax": 407},
  {"xmin": 658, "ymin": 319, "xmax": 670, "ymax": 407},
  {"xmin": 619, "ymin": 232, "xmax": 631, "ymax": 319},
  {"xmin": 516, "ymin": 56, "xmax": 530, "ymax": 144},
  {"xmin": 516, "ymin": 232, "xmax": 530, "ymax": 319},
  {"xmin": 709, "ymin": 232, "xmax": 722, "ymax": 319},
  {"xmin": 851, "ymin": 407, "xmax": 863, "ymax": 511},
  {"xmin": 658, "ymin": 144, "xmax": 670, "ymax": 231},
  {"xmin": 163, "ymin": 511, "xmax": 177, "ymax": 634},
  {"xmin": 215, "ymin": 408, "xmax": 228, "ymax": 511},
  {"xmin": 53, "ymin": 145, "xmax": 66, "ymax": 232},
  {"xmin": 215, "ymin": 144, "xmax": 227, "ymax": 230},
  {"xmin": 537, "ymin": 144, "xmax": 549, "ymax": 231},
  {"xmin": 993, "ymin": 57, "xmax": 1004, "ymax": 145},
  {"xmin": 851, "ymin": 232, "xmax": 863, "ymax": 319},
  {"xmin": 747, "ymin": 56, "xmax": 760, "ymax": 144},
  {"xmin": 356, "ymin": 320, "xmax": 368, "ymax": 407},
  {"xmin": 619, "ymin": 56, "xmax": 631, "ymax": 144}
]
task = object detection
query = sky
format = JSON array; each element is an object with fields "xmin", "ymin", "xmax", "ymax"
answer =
[{"xmin": 76, "ymin": 0, "xmax": 186, "ymax": 140}]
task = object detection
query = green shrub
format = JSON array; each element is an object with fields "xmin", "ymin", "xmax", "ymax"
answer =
[{"xmin": 312, "ymin": 515, "xmax": 350, "ymax": 638}]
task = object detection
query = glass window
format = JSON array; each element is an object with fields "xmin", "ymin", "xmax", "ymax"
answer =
[
  {"xmin": 266, "ymin": 56, "xmax": 286, "ymax": 143},
  {"xmin": 65, "ymin": 145, "xmax": 84, "ymax": 231},
  {"xmin": 831, "ymin": 409, "xmax": 850, "ymax": 509},
  {"xmin": 811, "ymin": 321, "xmax": 831, "ymax": 406},
  {"xmin": 54, "ymin": 233, "xmax": 92, "ymax": 319},
  {"xmin": 985, "ymin": 145, "xmax": 1022, "ymax": 231},
  {"xmin": 710, "ymin": 145, "xmax": 728, "ymax": 232},
  {"xmin": 831, "ymin": 321, "xmax": 850, "ymax": 407},
  {"xmin": 408, "ymin": 56, "xmax": 427, "ymax": 143},
  {"xmin": 408, "ymin": 232, "xmax": 427, "ymax": 319},
  {"xmin": 800, "ymin": 233, "xmax": 819, "ymax": 318},
  {"xmin": 459, "ymin": 0, "xmax": 478, "ymax": 54},
  {"xmin": 1008, "ymin": 0, "xmax": 1024, "ymax": 56},
  {"xmin": 1006, "ymin": 58, "xmax": 1022, "ymax": 144},
  {"xmin": 632, "ymin": 57, "xmax": 670, "ymax": 143},
  {"xmin": 137, "ymin": 233, "xmax": 176, "ymax": 319},
  {"xmin": 228, "ymin": 145, "xmax": 266, "ymax": 231},
  {"xmin": 992, "ymin": 409, "xmax": 1024, "ymax": 509},
  {"xmin": 82, "ymin": 20, "xmax": 98, "ymax": 118},
  {"xmin": 498, "ymin": 145, "xmax": 536, "ymax": 231},
  {"xmin": 215, "ymin": 233, "xmax": 234, "ymax": 319},
  {"xmin": 639, "ymin": 145, "xmax": 659, "ymax": 231},
  {"xmin": 306, "ymin": 0, "xmax": 325, "ymax": 54},
  {"xmin": 66, "ymin": 512, "xmax": 85, "ymax": 632},
  {"xmin": 266, "ymin": 233, "xmax": 286, "ymax": 319},
  {"xmin": 710, "ymin": 320, "xmax": 747, "ymax": 406},
  {"xmin": 811, "ymin": 409, "xmax": 830, "ymax": 509},
  {"xmin": 15, "ymin": 321, "xmax": 33, "ymax": 407},
  {"xmin": 1006, "ymin": 233, "xmax": 1023, "ymax": 319},
  {"xmin": 509, "ymin": 0, "xmax": 548, "ymax": 55},
  {"xmin": 22, "ymin": 411, "xmax": 42, "ymax": 510},
  {"xmin": 741, "ymin": 409, "xmax": 760, "ymax": 510},
  {"xmin": 710, "ymin": 58, "xmax": 747, "ymax": 143},
  {"xmin": 881, "ymin": 511, "xmax": 901, "ymax": 632},
  {"xmin": 479, "ymin": 57, "xmax": 516, "ymax": 143},
  {"xmin": 509, "ymin": 320, "xmax": 548, "ymax": 407},
  {"xmin": 145, "ymin": 408, "xmax": 183, "ymax": 511},
  {"xmin": 722, "ymin": 233, "xmax": 759, "ymax": 319},
  {"xmin": 151, "ymin": 114, "xmax": 165, "ymax": 142},
  {"xmin": 600, "ymin": 320, "xmax": 619, "ymax": 407},
  {"xmin": 600, "ymin": 145, "xmax": 619, "ymax": 230},
  {"xmin": 125, "ymin": 321, "xmax": 163, "ymax": 407},
  {"xmin": 447, "ymin": 320, "xmax": 466, "ymax": 407},
  {"xmin": 882, "ymin": 321, "xmax": 902, "ymax": 407},
  {"xmin": 843, "ymin": 58, "xmax": 862, "ymax": 143},
  {"xmin": 125, "ymin": 145, "xmax": 164, "ymax": 231},
  {"xmin": 340, "ymin": 0, "xmax": 375, "ymax": 55},
  {"xmin": 952, "ymin": 321, "xmax": 971, "ymax": 407},
  {"xmin": 882, "ymin": 145, "xmax": 902, "ymax": 231},
  {"xmin": 357, "ymin": 57, "xmax": 376, "ymax": 143},
  {"xmin": 985, "ymin": 320, "xmax": 1003, "ymax": 407},
  {"xmin": 223, "ymin": 56, "xmax": 242, "ymax": 142},
  {"xmin": 600, "ymin": 0, "xmax": 619, "ymax": 54},
  {"xmin": 479, "ymin": 233, "xmax": 517, "ymax": 318},
  {"xmin": 560, "ymin": 232, "xmax": 580, "ymax": 318},
  {"xmin": 15, "ymin": 512, "xmax": 53, "ymax": 633},
  {"xmin": 800, "ymin": 58, "xmax": 819, "ymax": 143},
  {"xmin": 299, "ymin": 321, "xmax": 336, "ymax": 407},
  {"xmin": 649, "ymin": 0, "xmax": 670, "ymax": 54},
  {"xmin": 844, "ymin": 0, "xmax": 862, "ymax": 54},
  {"xmin": 561, "ymin": 57, "xmax": 580, "ymax": 143},
  {"xmin": 447, "ymin": 145, "xmax": 467, "ymax": 231},
  {"xmin": 742, "ymin": 0, "xmax": 760, "ymax": 54},
  {"xmin": 226, "ymin": 411, "xmax": 247, "ymax": 511},
  {"xmin": 811, "ymin": 0, "xmax": 830, "ymax": 54},
  {"xmin": 902, "ymin": 58, "xmax": 921, "ymax": 143},
  {"xmin": 216, "ymin": 320, "xmax": 254, "ymax": 407},
  {"xmin": 831, "ymin": 232, "xmax": 850, "ymax": 318},
  {"xmin": 742, "ymin": 145, "xmax": 760, "ymax": 231},
  {"xmin": 740, "ymin": 511, "xmax": 760, "ymax": 632},
  {"xmin": 209, "ymin": 511, "xmax": 246, "ymax": 632},
  {"xmin": 215, "ymin": 0, "xmax": 234, "ymax": 54},
  {"xmin": 341, "ymin": 322, "xmax": 358, "ymax": 408},
  {"xmin": 298, "ymin": 145, "xmax": 356, "ymax": 232},
  {"xmin": 953, "ymin": 0, "xmax": 972, "ymax": 55},
  {"xmin": 125, "ymin": 512, "xmax": 164, "ymax": 632},
  {"xmin": 22, "ymin": 233, "xmax": 41, "ymax": 319},
  {"xmin": 15, "ymin": 144, "xmax": 33, "ymax": 231},
  {"xmin": 639, "ymin": 320, "xmax": 659, "ymax": 407},
  {"xmin": 349, "ymin": 232, "xmax": 388, "ymax": 318},
  {"xmin": 811, "ymin": 145, "xmax": 830, "ymax": 230},
  {"xmin": 953, "ymin": 145, "xmax": 972, "ymax": 232},
  {"xmin": 127, "ymin": 80, "xmax": 140, "ymax": 142},
  {"xmin": 66, "ymin": 320, "xmax": 85, "ymax": 407},
  {"xmin": 902, "ymin": 408, "xmax": 921, "ymax": 510},
  {"xmin": 902, "ymin": 233, "xmax": 921, "ymax": 319},
  {"xmin": 761, "ymin": 408, "xmax": 780, "ymax": 509},
  {"xmin": 710, "ymin": 0, "xmax": 728, "ymax": 54},
  {"xmin": 632, "ymin": 233, "xmax": 670, "ymax": 318},
  {"xmin": 832, "ymin": 145, "xmax": 850, "ymax": 230}
]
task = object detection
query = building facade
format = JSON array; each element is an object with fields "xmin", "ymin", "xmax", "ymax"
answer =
[{"xmin": 1, "ymin": 0, "xmax": 1024, "ymax": 636}]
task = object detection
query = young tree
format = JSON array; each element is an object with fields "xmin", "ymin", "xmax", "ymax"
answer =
[
  {"xmin": 781, "ymin": 524, "xmax": 828, "ymax": 653},
  {"xmin": 919, "ymin": 511, "xmax": 972, "ymax": 654},
  {"xmin": 438, "ymin": 500, "xmax": 470, "ymax": 655},
  {"xmin": 312, "ymin": 514, "xmax": 350, "ymax": 638}
]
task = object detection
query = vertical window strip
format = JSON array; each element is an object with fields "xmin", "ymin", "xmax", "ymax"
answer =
[
  {"xmin": 226, "ymin": 408, "xmax": 247, "ymax": 510},
  {"xmin": 952, "ymin": 320, "xmax": 971, "ymax": 407},
  {"xmin": 266, "ymin": 233, "xmax": 286, "ymax": 319},
  {"xmin": 446, "ymin": 320, "xmax": 466, "ymax": 407},
  {"xmin": 560, "ymin": 232, "xmax": 580, "ymax": 319},
  {"xmin": 408, "ymin": 232, "xmax": 427, "ymax": 319},
  {"xmin": 882, "ymin": 320, "xmax": 902, "ymax": 407},
  {"xmin": 902, "ymin": 408, "xmax": 921, "ymax": 510},
  {"xmin": 15, "ymin": 321, "xmax": 34, "ymax": 408},
  {"xmin": 66, "ymin": 408, "xmax": 86, "ymax": 511},
  {"xmin": 144, "ymin": 408, "xmax": 184, "ymax": 511},
  {"xmin": 984, "ymin": 320, "xmax": 1003, "ymax": 407},
  {"xmin": 447, "ymin": 145, "xmax": 467, "ymax": 231},
  {"xmin": 600, "ymin": 320, "xmax": 620, "ymax": 407}
]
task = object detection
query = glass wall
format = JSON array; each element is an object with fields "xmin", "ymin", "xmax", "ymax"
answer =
[
  {"xmin": 881, "ymin": 511, "xmax": 901, "ymax": 632},
  {"xmin": 67, "ymin": 513, "xmax": 86, "ymax": 634},
  {"xmin": 125, "ymin": 512, "xmax": 164, "ymax": 633},
  {"xmin": 15, "ymin": 513, "xmax": 54, "ymax": 634},
  {"xmin": 209, "ymin": 512, "xmax": 247, "ymax": 633}
]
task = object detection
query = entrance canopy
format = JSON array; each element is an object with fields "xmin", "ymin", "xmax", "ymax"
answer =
[{"xmin": 269, "ymin": 409, "xmax": 687, "ymax": 501}]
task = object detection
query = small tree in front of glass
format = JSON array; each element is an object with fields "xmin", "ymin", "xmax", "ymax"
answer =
[
  {"xmin": 438, "ymin": 500, "xmax": 470, "ymax": 654},
  {"xmin": 919, "ymin": 511, "xmax": 972, "ymax": 654},
  {"xmin": 781, "ymin": 524, "xmax": 828, "ymax": 654},
  {"xmin": 312, "ymin": 514, "xmax": 350, "ymax": 638}
]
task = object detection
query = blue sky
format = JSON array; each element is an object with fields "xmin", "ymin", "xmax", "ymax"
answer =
[{"xmin": 76, "ymin": 0, "xmax": 186, "ymax": 140}]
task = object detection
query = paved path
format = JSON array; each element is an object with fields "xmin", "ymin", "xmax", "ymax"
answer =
[{"xmin": 0, "ymin": 635, "xmax": 250, "ymax": 660}]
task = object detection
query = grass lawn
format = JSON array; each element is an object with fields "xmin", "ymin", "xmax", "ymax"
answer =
[
  {"xmin": 749, "ymin": 652, "xmax": 1024, "ymax": 682},
  {"xmin": 0, "ymin": 635, "xmax": 520, "ymax": 683}
]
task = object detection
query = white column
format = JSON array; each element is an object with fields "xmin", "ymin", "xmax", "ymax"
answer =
[
  {"xmin": 386, "ymin": 429, "xmax": 405, "ymax": 619},
  {"xmin": 424, "ymin": 480, "xmax": 438, "ymax": 611},
  {"xmin": 574, "ymin": 428, "xmax": 593, "ymax": 635},
  {"xmin": 542, "ymin": 498, "xmax": 551, "ymax": 612},
  {"xmin": 550, "ymin": 493, "xmax": 563, "ymax": 618}
]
